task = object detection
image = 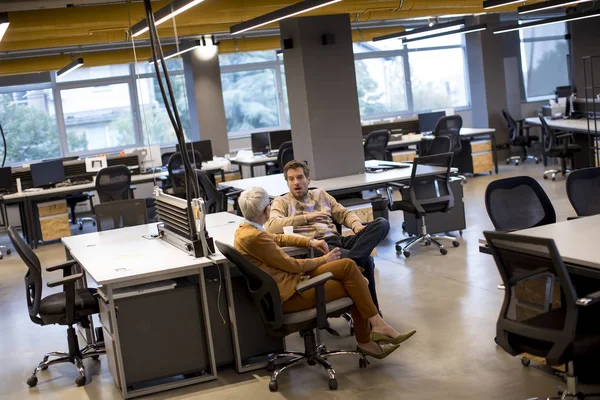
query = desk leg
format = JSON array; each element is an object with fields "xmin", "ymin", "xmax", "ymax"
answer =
[
  {"xmin": 198, "ymin": 268, "xmax": 218, "ymax": 378},
  {"xmin": 491, "ymin": 132, "xmax": 499, "ymax": 174},
  {"xmin": 25, "ymin": 199, "xmax": 38, "ymax": 249},
  {"xmin": 250, "ymin": 166, "xmax": 256, "ymax": 178}
]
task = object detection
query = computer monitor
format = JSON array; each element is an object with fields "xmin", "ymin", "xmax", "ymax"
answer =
[
  {"xmin": 31, "ymin": 160, "xmax": 65, "ymax": 188},
  {"xmin": 176, "ymin": 140, "xmax": 214, "ymax": 163},
  {"xmin": 418, "ymin": 111, "xmax": 447, "ymax": 134},
  {"xmin": 251, "ymin": 132, "xmax": 270, "ymax": 154},
  {"xmin": 269, "ymin": 130, "xmax": 292, "ymax": 151},
  {"xmin": 556, "ymin": 86, "xmax": 573, "ymax": 99},
  {"xmin": 0, "ymin": 167, "xmax": 13, "ymax": 192}
]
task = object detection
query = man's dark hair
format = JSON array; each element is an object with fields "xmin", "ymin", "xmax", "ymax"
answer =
[{"xmin": 283, "ymin": 160, "xmax": 310, "ymax": 179}]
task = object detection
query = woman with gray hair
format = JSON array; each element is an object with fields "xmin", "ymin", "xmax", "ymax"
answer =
[{"xmin": 234, "ymin": 187, "xmax": 415, "ymax": 359}]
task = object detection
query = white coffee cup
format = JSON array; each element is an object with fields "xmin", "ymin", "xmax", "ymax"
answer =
[{"xmin": 283, "ymin": 226, "xmax": 294, "ymax": 235}]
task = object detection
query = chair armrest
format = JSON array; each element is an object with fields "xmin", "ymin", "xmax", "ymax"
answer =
[
  {"xmin": 567, "ymin": 216, "xmax": 581, "ymax": 221},
  {"xmin": 388, "ymin": 182, "xmax": 408, "ymax": 190},
  {"xmin": 225, "ymin": 189, "xmax": 243, "ymax": 198},
  {"xmin": 46, "ymin": 259, "xmax": 78, "ymax": 273},
  {"xmin": 295, "ymin": 272, "xmax": 333, "ymax": 293},
  {"xmin": 47, "ymin": 272, "xmax": 84, "ymax": 288},
  {"xmin": 577, "ymin": 290, "xmax": 600, "ymax": 307},
  {"xmin": 556, "ymin": 132, "xmax": 573, "ymax": 139}
]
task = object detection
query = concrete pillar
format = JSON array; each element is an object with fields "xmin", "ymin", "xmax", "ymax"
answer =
[
  {"xmin": 466, "ymin": 15, "xmax": 510, "ymax": 157},
  {"xmin": 280, "ymin": 14, "xmax": 364, "ymax": 180},
  {"xmin": 183, "ymin": 44, "xmax": 229, "ymax": 157}
]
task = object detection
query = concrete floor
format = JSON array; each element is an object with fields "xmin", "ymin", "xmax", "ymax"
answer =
[{"xmin": 0, "ymin": 162, "xmax": 595, "ymax": 400}]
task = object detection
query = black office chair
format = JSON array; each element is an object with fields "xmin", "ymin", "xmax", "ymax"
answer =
[
  {"xmin": 423, "ymin": 136, "xmax": 452, "ymax": 156},
  {"xmin": 194, "ymin": 169, "xmax": 242, "ymax": 214},
  {"xmin": 8, "ymin": 226, "xmax": 105, "ymax": 387},
  {"xmin": 215, "ymin": 241, "xmax": 368, "ymax": 392},
  {"xmin": 95, "ymin": 199, "xmax": 148, "ymax": 231},
  {"xmin": 386, "ymin": 152, "xmax": 460, "ymax": 258},
  {"xmin": 168, "ymin": 150, "xmax": 202, "ymax": 198},
  {"xmin": 66, "ymin": 193, "xmax": 96, "ymax": 230},
  {"xmin": 277, "ymin": 141, "xmax": 294, "ymax": 169},
  {"xmin": 566, "ymin": 167, "xmax": 600, "ymax": 217},
  {"xmin": 161, "ymin": 151, "xmax": 174, "ymax": 167},
  {"xmin": 485, "ymin": 176, "xmax": 556, "ymax": 232},
  {"xmin": 364, "ymin": 130, "xmax": 391, "ymax": 161},
  {"xmin": 95, "ymin": 165, "xmax": 134, "ymax": 203},
  {"xmin": 539, "ymin": 116, "xmax": 581, "ymax": 181},
  {"xmin": 484, "ymin": 231, "xmax": 600, "ymax": 400},
  {"xmin": 503, "ymin": 109, "xmax": 539, "ymax": 165},
  {"xmin": 434, "ymin": 115, "xmax": 462, "ymax": 155}
]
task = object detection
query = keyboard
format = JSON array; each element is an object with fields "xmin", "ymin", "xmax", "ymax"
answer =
[{"xmin": 266, "ymin": 151, "xmax": 279, "ymax": 157}]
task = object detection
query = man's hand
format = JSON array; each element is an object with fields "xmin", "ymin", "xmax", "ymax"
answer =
[
  {"xmin": 305, "ymin": 212, "xmax": 330, "ymax": 222},
  {"xmin": 353, "ymin": 225, "xmax": 366, "ymax": 234},
  {"xmin": 309, "ymin": 239, "xmax": 329, "ymax": 255},
  {"xmin": 324, "ymin": 247, "xmax": 341, "ymax": 263}
]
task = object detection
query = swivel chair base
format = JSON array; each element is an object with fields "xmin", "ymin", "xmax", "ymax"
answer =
[
  {"xmin": 506, "ymin": 155, "xmax": 540, "ymax": 165},
  {"xmin": 266, "ymin": 329, "xmax": 368, "ymax": 392},
  {"xmin": 395, "ymin": 216, "xmax": 459, "ymax": 258},
  {"xmin": 544, "ymin": 168, "xmax": 572, "ymax": 181},
  {"xmin": 523, "ymin": 361, "xmax": 600, "ymax": 400},
  {"xmin": 74, "ymin": 217, "xmax": 97, "ymax": 231},
  {"xmin": 27, "ymin": 326, "xmax": 105, "ymax": 388},
  {"xmin": 0, "ymin": 245, "xmax": 11, "ymax": 259}
]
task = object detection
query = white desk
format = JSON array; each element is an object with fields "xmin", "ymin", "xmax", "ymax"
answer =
[
  {"xmin": 514, "ymin": 215, "xmax": 600, "ymax": 273},
  {"xmin": 525, "ymin": 117, "xmax": 594, "ymax": 134},
  {"xmin": 221, "ymin": 163, "xmax": 445, "ymax": 198},
  {"xmin": 230, "ymin": 155, "xmax": 277, "ymax": 178}
]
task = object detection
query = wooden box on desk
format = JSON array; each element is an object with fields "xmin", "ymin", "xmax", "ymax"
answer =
[{"xmin": 37, "ymin": 200, "xmax": 71, "ymax": 241}]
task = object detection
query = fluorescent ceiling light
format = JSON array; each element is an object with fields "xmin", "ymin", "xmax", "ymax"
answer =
[
  {"xmin": 483, "ymin": 0, "xmax": 524, "ymax": 9},
  {"xmin": 518, "ymin": 0, "xmax": 591, "ymax": 14},
  {"xmin": 230, "ymin": 0, "xmax": 342, "ymax": 35},
  {"xmin": 402, "ymin": 24, "xmax": 488, "ymax": 44},
  {"xmin": 57, "ymin": 58, "xmax": 84, "ymax": 78},
  {"xmin": 373, "ymin": 19, "xmax": 465, "ymax": 42},
  {"xmin": 148, "ymin": 40, "xmax": 201, "ymax": 64},
  {"xmin": 494, "ymin": 8, "xmax": 600, "ymax": 34},
  {"xmin": 130, "ymin": 0, "xmax": 206, "ymax": 38},
  {"xmin": 0, "ymin": 13, "xmax": 9, "ymax": 42}
]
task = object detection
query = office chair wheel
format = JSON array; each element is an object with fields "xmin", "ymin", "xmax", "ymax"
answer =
[
  {"xmin": 267, "ymin": 362, "xmax": 275, "ymax": 372},
  {"xmin": 425, "ymin": 241, "xmax": 431, "ymax": 246},
  {"xmin": 269, "ymin": 380, "xmax": 278, "ymax": 392},
  {"xmin": 440, "ymin": 248, "xmax": 448, "ymax": 255},
  {"xmin": 452, "ymin": 241, "xmax": 460, "ymax": 248},
  {"xmin": 75, "ymin": 375, "xmax": 86, "ymax": 387},
  {"xmin": 403, "ymin": 251, "xmax": 411, "ymax": 258},
  {"xmin": 402, "ymin": 222, "xmax": 406, "ymax": 232},
  {"xmin": 515, "ymin": 160, "xmax": 520, "ymax": 166},
  {"xmin": 350, "ymin": 326, "xmax": 355, "ymax": 336},
  {"xmin": 27, "ymin": 376, "xmax": 38, "ymax": 387},
  {"xmin": 0, "ymin": 253, "xmax": 3, "ymax": 260},
  {"xmin": 329, "ymin": 379, "xmax": 338, "ymax": 391},
  {"xmin": 521, "ymin": 358, "xmax": 531, "ymax": 367},
  {"xmin": 395, "ymin": 244, "xmax": 402, "ymax": 253},
  {"xmin": 459, "ymin": 230, "xmax": 463, "ymax": 237},
  {"xmin": 505, "ymin": 159, "xmax": 510, "ymax": 164},
  {"xmin": 307, "ymin": 359, "xmax": 317, "ymax": 366},
  {"xmin": 359, "ymin": 358, "xmax": 369, "ymax": 368},
  {"xmin": 6, "ymin": 248, "xmax": 10, "ymax": 254}
]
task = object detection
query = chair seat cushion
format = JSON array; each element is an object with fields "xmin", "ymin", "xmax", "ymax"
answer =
[
  {"xmin": 390, "ymin": 200, "xmax": 447, "ymax": 215},
  {"xmin": 39, "ymin": 288, "xmax": 99, "ymax": 318},
  {"xmin": 283, "ymin": 297, "xmax": 353, "ymax": 325},
  {"xmin": 548, "ymin": 145, "xmax": 581, "ymax": 157},
  {"xmin": 514, "ymin": 136, "xmax": 539, "ymax": 146}
]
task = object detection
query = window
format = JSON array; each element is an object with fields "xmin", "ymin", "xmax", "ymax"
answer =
[
  {"xmin": 520, "ymin": 22, "xmax": 570, "ymax": 101},
  {"xmin": 219, "ymin": 50, "xmax": 276, "ymax": 66},
  {"xmin": 221, "ymin": 68, "xmax": 281, "ymax": 133},
  {"xmin": 60, "ymin": 83, "xmax": 136, "ymax": 152},
  {"xmin": 137, "ymin": 76, "xmax": 190, "ymax": 145},
  {"xmin": 0, "ymin": 87, "xmax": 62, "ymax": 165},
  {"xmin": 408, "ymin": 47, "xmax": 468, "ymax": 111},
  {"xmin": 355, "ymin": 56, "xmax": 408, "ymax": 116},
  {"xmin": 56, "ymin": 64, "xmax": 130, "ymax": 83}
]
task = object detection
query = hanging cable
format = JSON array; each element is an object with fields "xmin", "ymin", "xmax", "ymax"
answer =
[{"xmin": 0, "ymin": 123, "xmax": 6, "ymax": 168}]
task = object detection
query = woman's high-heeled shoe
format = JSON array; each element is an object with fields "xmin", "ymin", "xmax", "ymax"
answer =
[
  {"xmin": 370, "ymin": 330, "xmax": 416, "ymax": 345},
  {"xmin": 357, "ymin": 343, "xmax": 400, "ymax": 360}
]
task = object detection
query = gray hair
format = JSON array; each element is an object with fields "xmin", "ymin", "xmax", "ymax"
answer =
[{"xmin": 238, "ymin": 186, "xmax": 270, "ymax": 222}]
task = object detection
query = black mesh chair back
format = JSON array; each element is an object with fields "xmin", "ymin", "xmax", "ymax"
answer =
[
  {"xmin": 485, "ymin": 176, "xmax": 556, "ymax": 231},
  {"xmin": 95, "ymin": 199, "xmax": 148, "ymax": 231},
  {"xmin": 95, "ymin": 165, "xmax": 132, "ymax": 203},
  {"xmin": 405, "ymin": 152, "xmax": 455, "ymax": 217},
  {"xmin": 566, "ymin": 167, "xmax": 600, "ymax": 217},
  {"xmin": 277, "ymin": 141, "xmax": 294, "ymax": 169},
  {"xmin": 539, "ymin": 117, "xmax": 563, "ymax": 153},
  {"xmin": 502, "ymin": 109, "xmax": 519, "ymax": 142},
  {"xmin": 434, "ymin": 115, "xmax": 463, "ymax": 154},
  {"xmin": 364, "ymin": 130, "xmax": 390, "ymax": 161},
  {"xmin": 424, "ymin": 136, "xmax": 452, "ymax": 156},
  {"xmin": 195, "ymin": 169, "xmax": 224, "ymax": 214},
  {"xmin": 161, "ymin": 152, "xmax": 174, "ymax": 167},
  {"xmin": 8, "ymin": 226, "xmax": 44, "ymax": 325},
  {"xmin": 215, "ymin": 241, "xmax": 284, "ymax": 334},
  {"xmin": 168, "ymin": 150, "xmax": 202, "ymax": 198},
  {"xmin": 484, "ymin": 231, "xmax": 578, "ymax": 366}
]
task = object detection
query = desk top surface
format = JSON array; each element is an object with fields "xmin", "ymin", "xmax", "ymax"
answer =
[
  {"xmin": 62, "ymin": 223, "xmax": 213, "ymax": 286},
  {"xmin": 231, "ymin": 155, "xmax": 278, "ymax": 165},
  {"xmin": 221, "ymin": 162, "xmax": 446, "ymax": 198},
  {"xmin": 525, "ymin": 117, "xmax": 594, "ymax": 133},
  {"xmin": 515, "ymin": 215, "xmax": 600, "ymax": 270}
]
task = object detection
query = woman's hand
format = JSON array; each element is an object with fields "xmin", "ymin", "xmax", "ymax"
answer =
[
  {"xmin": 309, "ymin": 239, "xmax": 329, "ymax": 255},
  {"xmin": 324, "ymin": 247, "xmax": 341, "ymax": 263}
]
